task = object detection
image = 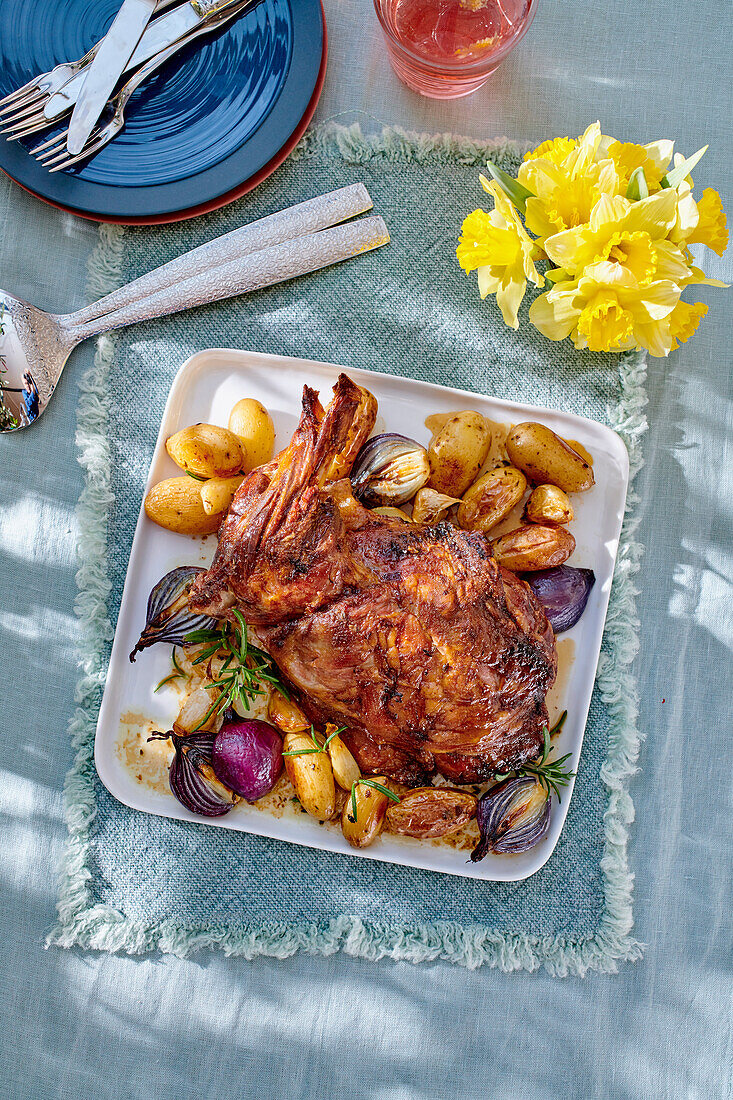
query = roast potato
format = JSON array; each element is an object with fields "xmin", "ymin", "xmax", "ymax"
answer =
[
  {"xmin": 490, "ymin": 524, "xmax": 576, "ymax": 571},
  {"xmin": 341, "ymin": 777, "xmax": 391, "ymax": 848},
  {"xmin": 523, "ymin": 483, "xmax": 574, "ymax": 525},
  {"xmin": 200, "ymin": 475, "xmax": 244, "ymax": 516},
  {"xmin": 428, "ymin": 411, "xmax": 492, "ymax": 496},
  {"xmin": 505, "ymin": 423, "xmax": 594, "ymax": 493},
  {"xmin": 166, "ymin": 424, "xmax": 244, "ymax": 479},
  {"xmin": 385, "ymin": 787, "xmax": 477, "ymax": 838},
  {"xmin": 283, "ymin": 732, "xmax": 335, "ymax": 820},
  {"xmin": 228, "ymin": 398, "xmax": 276, "ymax": 472},
  {"xmin": 144, "ymin": 477, "xmax": 223, "ymax": 535},
  {"xmin": 457, "ymin": 466, "xmax": 527, "ymax": 533}
]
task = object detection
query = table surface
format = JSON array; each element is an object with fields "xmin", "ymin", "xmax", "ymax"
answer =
[{"xmin": 1, "ymin": 1, "xmax": 731, "ymax": 1097}]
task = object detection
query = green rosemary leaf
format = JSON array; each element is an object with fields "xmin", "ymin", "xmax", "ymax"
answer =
[
  {"xmin": 153, "ymin": 670, "xmax": 181, "ymax": 693},
  {"xmin": 358, "ymin": 779, "xmax": 401, "ymax": 803},
  {"xmin": 170, "ymin": 647, "xmax": 187, "ymax": 678},
  {"xmin": 549, "ymin": 710, "xmax": 568, "ymax": 738},
  {"xmin": 185, "ymin": 469, "xmax": 208, "ymax": 482}
]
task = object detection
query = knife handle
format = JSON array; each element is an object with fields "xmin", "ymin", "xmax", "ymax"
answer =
[
  {"xmin": 66, "ymin": 217, "xmax": 390, "ymax": 339},
  {"xmin": 72, "ymin": 185, "xmax": 374, "ymax": 326}
]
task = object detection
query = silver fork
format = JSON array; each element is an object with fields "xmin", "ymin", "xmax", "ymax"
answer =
[
  {"xmin": 0, "ymin": 46, "xmax": 99, "ymax": 122},
  {"xmin": 0, "ymin": 0, "xmax": 183, "ymax": 140},
  {"xmin": 31, "ymin": 0, "xmax": 252, "ymax": 172}
]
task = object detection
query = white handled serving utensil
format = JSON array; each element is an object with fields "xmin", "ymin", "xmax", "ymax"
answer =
[{"xmin": 0, "ymin": 204, "xmax": 388, "ymax": 432}]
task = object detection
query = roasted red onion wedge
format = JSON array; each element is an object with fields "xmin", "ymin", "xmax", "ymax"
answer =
[
  {"xmin": 523, "ymin": 566, "xmax": 595, "ymax": 633},
  {"xmin": 470, "ymin": 776, "xmax": 551, "ymax": 861},
  {"xmin": 149, "ymin": 730, "xmax": 238, "ymax": 817},
  {"xmin": 212, "ymin": 719, "xmax": 284, "ymax": 802},
  {"xmin": 130, "ymin": 566, "xmax": 218, "ymax": 661}
]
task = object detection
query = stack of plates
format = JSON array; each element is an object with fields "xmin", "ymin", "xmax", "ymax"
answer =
[{"xmin": 0, "ymin": 0, "xmax": 326, "ymax": 224}]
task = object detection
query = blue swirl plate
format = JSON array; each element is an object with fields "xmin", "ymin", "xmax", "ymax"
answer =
[{"xmin": 0, "ymin": 0, "xmax": 324, "ymax": 222}]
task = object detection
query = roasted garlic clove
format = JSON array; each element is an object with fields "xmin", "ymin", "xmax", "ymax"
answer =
[{"xmin": 411, "ymin": 487, "xmax": 461, "ymax": 525}]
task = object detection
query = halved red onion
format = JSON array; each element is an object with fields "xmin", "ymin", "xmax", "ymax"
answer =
[
  {"xmin": 129, "ymin": 566, "xmax": 218, "ymax": 661},
  {"xmin": 150, "ymin": 730, "xmax": 238, "ymax": 817},
  {"xmin": 523, "ymin": 566, "xmax": 595, "ymax": 633},
  {"xmin": 470, "ymin": 776, "xmax": 550, "ymax": 861},
  {"xmin": 212, "ymin": 719, "xmax": 283, "ymax": 802}
]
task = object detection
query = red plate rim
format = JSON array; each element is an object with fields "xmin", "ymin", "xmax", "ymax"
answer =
[{"xmin": 1, "ymin": 4, "xmax": 327, "ymax": 226}]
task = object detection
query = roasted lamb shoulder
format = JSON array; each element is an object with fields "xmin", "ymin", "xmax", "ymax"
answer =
[{"xmin": 189, "ymin": 374, "xmax": 557, "ymax": 785}]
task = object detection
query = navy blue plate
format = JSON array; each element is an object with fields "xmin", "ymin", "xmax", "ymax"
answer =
[{"xmin": 0, "ymin": 0, "xmax": 324, "ymax": 220}]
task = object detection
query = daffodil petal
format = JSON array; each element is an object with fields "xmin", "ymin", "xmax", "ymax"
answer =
[
  {"xmin": 529, "ymin": 287, "xmax": 580, "ymax": 340},
  {"xmin": 623, "ymin": 189, "xmax": 678, "ymax": 237},
  {"xmin": 633, "ymin": 319, "xmax": 674, "ymax": 357},
  {"xmin": 624, "ymin": 280, "xmax": 680, "ymax": 322},
  {"xmin": 477, "ymin": 266, "xmax": 500, "ymax": 299},
  {"xmin": 643, "ymin": 139, "xmax": 674, "ymax": 175},
  {"xmin": 495, "ymin": 265, "xmax": 528, "ymax": 328}
]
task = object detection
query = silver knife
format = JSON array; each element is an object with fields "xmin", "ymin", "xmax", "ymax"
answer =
[
  {"xmin": 46, "ymin": 1, "xmax": 247, "ymax": 121},
  {"xmin": 67, "ymin": 0, "xmax": 158, "ymax": 154}
]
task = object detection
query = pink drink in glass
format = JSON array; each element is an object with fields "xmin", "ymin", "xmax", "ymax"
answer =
[{"xmin": 374, "ymin": 0, "xmax": 538, "ymax": 98}]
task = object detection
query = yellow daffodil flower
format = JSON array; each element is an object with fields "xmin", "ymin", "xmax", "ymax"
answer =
[
  {"xmin": 518, "ymin": 125, "xmax": 620, "ymax": 239},
  {"xmin": 457, "ymin": 125, "xmax": 727, "ymax": 355},
  {"xmin": 529, "ymin": 260, "xmax": 681, "ymax": 356},
  {"xmin": 523, "ymin": 136, "xmax": 577, "ymax": 166},
  {"xmin": 457, "ymin": 180, "xmax": 544, "ymax": 328},
  {"xmin": 542, "ymin": 190, "xmax": 681, "ymax": 284},
  {"xmin": 685, "ymin": 188, "xmax": 728, "ymax": 255}
]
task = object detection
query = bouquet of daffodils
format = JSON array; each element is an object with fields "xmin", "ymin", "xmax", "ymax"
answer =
[{"xmin": 457, "ymin": 122, "xmax": 728, "ymax": 357}]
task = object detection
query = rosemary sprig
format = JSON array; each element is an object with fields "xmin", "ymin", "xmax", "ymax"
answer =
[
  {"xmin": 282, "ymin": 725, "xmax": 346, "ymax": 757},
  {"xmin": 185, "ymin": 469, "xmax": 207, "ymax": 482},
  {"xmin": 521, "ymin": 723, "xmax": 575, "ymax": 802},
  {"xmin": 491, "ymin": 710, "xmax": 574, "ymax": 801},
  {"xmin": 183, "ymin": 614, "xmax": 290, "ymax": 732},
  {"xmin": 348, "ymin": 778, "xmax": 400, "ymax": 824}
]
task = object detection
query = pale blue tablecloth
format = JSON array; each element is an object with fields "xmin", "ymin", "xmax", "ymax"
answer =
[{"xmin": 1, "ymin": 0, "xmax": 731, "ymax": 1095}]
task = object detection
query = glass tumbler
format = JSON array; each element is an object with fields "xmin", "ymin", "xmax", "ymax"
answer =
[{"xmin": 373, "ymin": 0, "xmax": 539, "ymax": 99}]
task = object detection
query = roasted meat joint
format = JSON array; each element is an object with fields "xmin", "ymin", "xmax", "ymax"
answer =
[{"xmin": 190, "ymin": 374, "xmax": 557, "ymax": 787}]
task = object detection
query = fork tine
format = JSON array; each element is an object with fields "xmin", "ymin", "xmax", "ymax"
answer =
[
  {"xmin": 0, "ymin": 78, "xmax": 39, "ymax": 109},
  {"xmin": 38, "ymin": 145, "xmax": 70, "ymax": 166},
  {"xmin": 0, "ymin": 95, "xmax": 48, "ymax": 127},
  {"xmin": 0, "ymin": 91, "xmax": 42, "ymax": 118},
  {"xmin": 3, "ymin": 114, "xmax": 53, "ymax": 140},
  {"xmin": 29, "ymin": 130, "xmax": 68, "ymax": 155},
  {"xmin": 36, "ymin": 144, "xmax": 67, "ymax": 164},
  {"xmin": 48, "ymin": 132, "xmax": 108, "ymax": 173}
]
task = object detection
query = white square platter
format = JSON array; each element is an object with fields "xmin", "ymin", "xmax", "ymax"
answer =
[{"xmin": 95, "ymin": 347, "xmax": 629, "ymax": 882}]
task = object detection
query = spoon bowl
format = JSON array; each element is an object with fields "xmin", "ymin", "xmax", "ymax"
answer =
[{"xmin": 0, "ymin": 290, "xmax": 75, "ymax": 430}]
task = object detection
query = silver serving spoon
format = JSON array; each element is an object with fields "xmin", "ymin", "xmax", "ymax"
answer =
[{"xmin": 0, "ymin": 196, "xmax": 386, "ymax": 433}]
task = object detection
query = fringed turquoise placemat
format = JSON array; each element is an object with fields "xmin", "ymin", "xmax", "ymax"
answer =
[{"xmin": 48, "ymin": 124, "xmax": 646, "ymax": 975}]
